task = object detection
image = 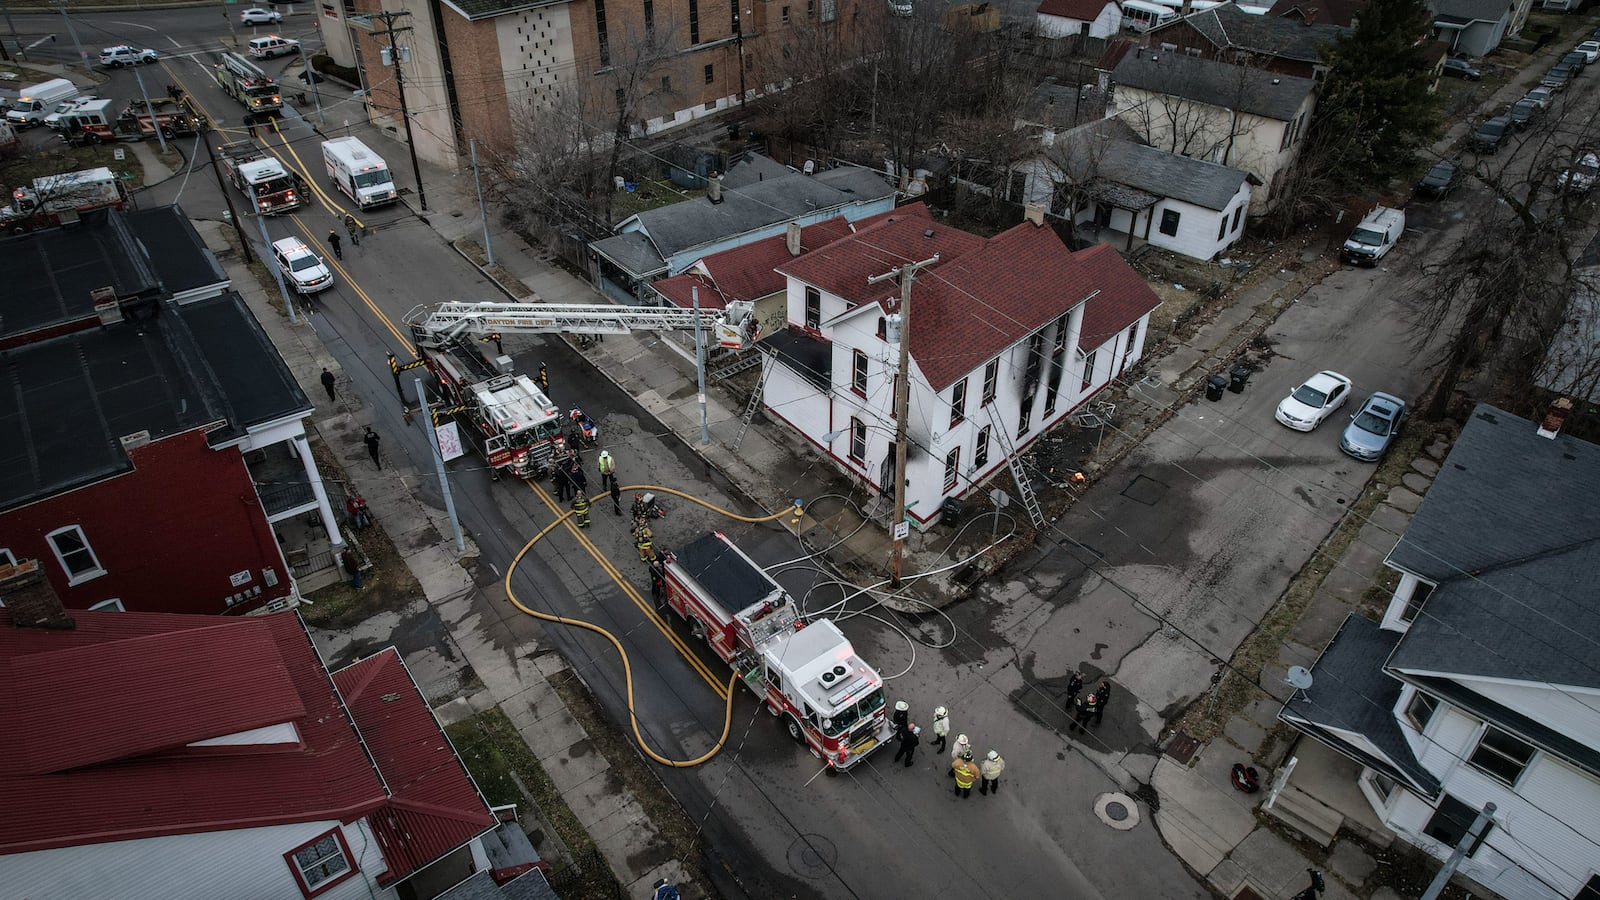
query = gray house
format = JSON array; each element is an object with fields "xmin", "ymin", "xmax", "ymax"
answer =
[{"xmin": 1432, "ymin": 0, "xmax": 1513, "ymax": 56}]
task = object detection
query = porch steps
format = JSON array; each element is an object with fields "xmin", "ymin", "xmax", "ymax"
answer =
[{"xmin": 1265, "ymin": 783, "xmax": 1343, "ymax": 847}]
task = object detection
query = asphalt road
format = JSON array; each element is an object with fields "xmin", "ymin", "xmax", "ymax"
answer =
[{"xmin": 94, "ymin": 6, "xmax": 1600, "ymax": 899}]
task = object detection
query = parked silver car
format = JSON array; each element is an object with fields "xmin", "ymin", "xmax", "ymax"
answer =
[{"xmin": 1340, "ymin": 392, "xmax": 1407, "ymax": 461}]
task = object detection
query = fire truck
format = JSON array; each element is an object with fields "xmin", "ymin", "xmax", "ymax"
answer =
[
  {"xmin": 218, "ymin": 141, "xmax": 302, "ymax": 214},
  {"xmin": 662, "ymin": 531, "xmax": 895, "ymax": 770},
  {"xmin": 58, "ymin": 97, "xmax": 206, "ymax": 145},
  {"xmin": 1, "ymin": 166, "xmax": 127, "ymax": 232},
  {"xmin": 403, "ymin": 298, "xmax": 759, "ymax": 478},
  {"xmin": 214, "ymin": 52, "xmax": 282, "ymax": 114}
]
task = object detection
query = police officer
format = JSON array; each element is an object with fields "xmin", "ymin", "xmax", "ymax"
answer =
[
  {"xmin": 1065, "ymin": 670, "xmax": 1084, "ymax": 704},
  {"xmin": 951, "ymin": 751, "xmax": 979, "ymax": 798},
  {"xmin": 931, "ymin": 706, "xmax": 950, "ymax": 752},
  {"xmin": 571, "ymin": 491, "xmax": 591, "ymax": 528},
  {"xmin": 979, "ymin": 750, "xmax": 1005, "ymax": 795}
]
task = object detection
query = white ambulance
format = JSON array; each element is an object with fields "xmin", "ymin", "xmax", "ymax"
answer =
[{"xmin": 321, "ymin": 137, "xmax": 398, "ymax": 209}]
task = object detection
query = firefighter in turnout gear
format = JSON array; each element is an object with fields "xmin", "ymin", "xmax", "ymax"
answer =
[
  {"xmin": 979, "ymin": 750, "xmax": 1006, "ymax": 795},
  {"xmin": 947, "ymin": 733, "xmax": 972, "ymax": 777},
  {"xmin": 931, "ymin": 706, "xmax": 950, "ymax": 752},
  {"xmin": 571, "ymin": 492, "xmax": 591, "ymax": 528},
  {"xmin": 951, "ymin": 751, "xmax": 979, "ymax": 798},
  {"xmin": 636, "ymin": 524, "xmax": 654, "ymax": 563}
]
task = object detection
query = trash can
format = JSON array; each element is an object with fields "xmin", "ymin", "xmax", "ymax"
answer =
[
  {"xmin": 1228, "ymin": 365, "xmax": 1252, "ymax": 394},
  {"xmin": 1205, "ymin": 375, "xmax": 1228, "ymax": 402},
  {"xmin": 940, "ymin": 497, "xmax": 963, "ymax": 526}
]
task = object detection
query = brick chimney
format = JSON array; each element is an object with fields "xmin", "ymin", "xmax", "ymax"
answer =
[
  {"xmin": 1024, "ymin": 203, "xmax": 1046, "ymax": 226},
  {"xmin": 1, "ymin": 560, "xmax": 76, "ymax": 631},
  {"xmin": 786, "ymin": 222, "xmax": 802, "ymax": 256},
  {"xmin": 707, "ymin": 172, "xmax": 724, "ymax": 204},
  {"xmin": 1537, "ymin": 396, "xmax": 1573, "ymax": 439}
]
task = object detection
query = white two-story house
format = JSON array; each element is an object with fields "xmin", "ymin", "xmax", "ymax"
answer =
[
  {"xmin": 760, "ymin": 205, "xmax": 1161, "ymax": 529},
  {"xmin": 1280, "ymin": 403, "xmax": 1600, "ymax": 900}
]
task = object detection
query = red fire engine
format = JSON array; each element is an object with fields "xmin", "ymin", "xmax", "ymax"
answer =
[
  {"xmin": 409, "ymin": 332, "xmax": 566, "ymax": 479},
  {"xmin": 661, "ymin": 531, "xmax": 895, "ymax": 770}
]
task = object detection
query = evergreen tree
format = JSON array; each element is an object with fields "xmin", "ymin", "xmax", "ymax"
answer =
[{"xmin": 1313, "ymin": 0, "xmax": 1443, "ymax": 191}]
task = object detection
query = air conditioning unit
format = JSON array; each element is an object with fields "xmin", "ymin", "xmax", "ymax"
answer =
[{"xmin": 119, "ymin": 430, "xmax": 152, "ymax": 450}]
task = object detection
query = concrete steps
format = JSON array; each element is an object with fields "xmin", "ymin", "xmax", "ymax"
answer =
[{"xmin": 1266, "ymin": 783, "xmax": 1343, "ymax": 847}]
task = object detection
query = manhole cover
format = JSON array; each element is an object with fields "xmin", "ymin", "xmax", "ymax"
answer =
[
  {"xmin": 786, "ymin": 834, "xmax": 837, "ymax": 877},
  {"xmin": 1093, "ymin": 792, "xmax": 1140, "ymax": 831},
  {"xmin": 1121, "ymin": 474, "xmax": 1169, "ymax": 506}
]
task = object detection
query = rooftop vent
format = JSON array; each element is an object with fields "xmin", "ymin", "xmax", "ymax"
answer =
[
  {"xmin": 92, "ymin": 286, "xmax": 122, "ymax": 325},
  {"xmin": 119, "ymin": 430, "xmax": 152, "ymax": 450}
]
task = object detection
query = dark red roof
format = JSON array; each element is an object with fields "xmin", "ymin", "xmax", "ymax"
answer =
[
  {"xmin": 333, "ymin": 648, "xmax": 494, "ymax": 885},
  {"xmin": 781, "ymin": 219, "xmax": 1161, "ymax": 390},
  {"xmin": 654, "ymin": 216, "xmax": 867, "ymax": 310},
  {"xmin": 0, "ymin": 610, "xmax": 386, "ymax": 855},
  {"xmin": 1038, "ymin": 0, "xmax": 1117, "ymax": 19},
  {"xmin": 0, "ymin": 610, "xmax": 491, "ymax": 872}
]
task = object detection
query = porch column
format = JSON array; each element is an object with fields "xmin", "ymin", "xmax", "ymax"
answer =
[
  {"xmin": 294, "ymin": 433, "xmax": 345, "ymax": 550},
  {"xmin": 1126, "ymin": 208, "xmax": 1137, "ymax": 252}
]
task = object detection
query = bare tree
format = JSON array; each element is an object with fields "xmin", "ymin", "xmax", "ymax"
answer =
[
  {"xmin": 1408, "ymin": 100, "xmax": 1600, "ymax": 419},
  {"xmin": 488, "ymin": 87, "xmax": 613, "ymax": 243},
  {"xmin": 1113, "ymin": 54, "xmax": 1265, "ymax": 168},
  {"xmin": 594, "ymin": 18, "xmax": 681, "ymax": 219},
  {"xmin": 748, "ymin": 14, "xmax": 864, "ymax": 152},
  {"xmin": 869, "ymin": 13, "xmax": 961, "ymax": 188}
]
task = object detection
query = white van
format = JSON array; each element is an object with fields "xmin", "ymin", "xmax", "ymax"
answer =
[
  {"xmin": 1341, "ymin": 206, "xmax": 1405, "ymax": 266},
  {"xmin": 248, "ymin": 35, "xmax": 300, "ymax": 59},
  {"xmin": 322, "ymin": 136, "xmax": 399, "ymax": 208},
  {"xmin": 6, "ymin": 78, "xmax": 81, "ymax": 128},
  {"xmin": 1121, "ymin": 0, "xmax": 1177, "ymax": 31}
]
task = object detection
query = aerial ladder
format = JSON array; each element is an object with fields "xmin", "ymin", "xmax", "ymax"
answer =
[{"xmin": 405, "ymin": 299, "xmax": 760, "ymax": 351}]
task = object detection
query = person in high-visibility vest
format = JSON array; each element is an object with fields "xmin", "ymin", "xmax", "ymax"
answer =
[
  {"xmin": 979, "ymin": 749, "xmax": 1006, "ymax": 795},
  {"xmin": 951, "ymin": 751, "xmax": 979, "ymax": 798},
  {"xmin": 571, "ymin": 492, "xmax": 591, "ymax": 528},
  {"xmin": 597, "ymin": 450, "xmax": 616, "ymax": 489},
  {"xmin": 636, "ymin": 525, "xmax": 653, "ymax": 562}
]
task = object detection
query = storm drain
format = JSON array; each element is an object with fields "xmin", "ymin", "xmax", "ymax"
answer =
[{"xmin": 1094, "ymin": 792, "xmax": 1140, "ymax": 831}]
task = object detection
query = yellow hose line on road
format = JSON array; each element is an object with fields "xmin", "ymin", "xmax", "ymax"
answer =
[{"xmin": 503, "ymin": 487, "xmax": 800, "ymax": 767}]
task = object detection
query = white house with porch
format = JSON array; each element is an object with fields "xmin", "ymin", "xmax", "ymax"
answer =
[
  {"xmin": 759, "ymin": 205, "xmax": 1161, "ymax": 530},
  {"xmin": 1279, "ymin": 403, "xmax": 1600, "ymax": 900}
]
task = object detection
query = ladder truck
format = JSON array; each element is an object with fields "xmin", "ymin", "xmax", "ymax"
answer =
[
  {"xmin": 661, "ymin": 531, "xmax": 895, "ymax": 770},
  {"xmin": 218, "ymin": 141, "xmax": 302, "ymax": 214},
  {"xmin": 401, "ymin": 299, "xmax": 759, "ymax": 478},
  {"xmin": 214, "ymin": 52, "xmax": 283, "ymax": 114}
]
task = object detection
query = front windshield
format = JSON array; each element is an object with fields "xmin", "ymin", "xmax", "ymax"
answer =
[
  {"xmin": 821, "ymin": 689, "xmax": 886, "ymax": 737},
  {"xmin": 1479, "ymin": 122, "xmax": 1505, "ymax": 138},
  {"xmin": 289, "ymin": 254, "xmax": 321, "ymax": 272},
  {"xmin": 259, "ymin": 175, "xmax": 295, "ymax": 196},
  {"xmin": 353, "ymin": 171, "xmax": 390, "ymax": 189},
  {"xmin": 1428, "ymin": 165, "xmax": 1452, "ymax": 180},
  {"xmin": 1352, "ymin": 410, "xmax": 1392, "ymax": 436},
  {"xmin": 507, "ymin": 431, "xmax": 536, "ymax": 449},
  {"xmin": 1349, "ymin": 227, "xmax": 1384, "ymax": 246},
  {"xmin": 536, "ymin": 421, "xmax": 563, "ymax": 440},
  {"xmin": 1291, "ymin": 384, "xmax": 1329, "ymax": 407},
  {"xmin": 245, "ymin": 85, "xmax": 279, "ymax": 100}
]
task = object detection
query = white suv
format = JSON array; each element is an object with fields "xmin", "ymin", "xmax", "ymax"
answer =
[
  {"xmin": 100, "ymin": 45, "xmax": 158, "ymax": 67},
  {"xmin": 271, "ymin": 237, "xmax": 334, "ymax": 294}
]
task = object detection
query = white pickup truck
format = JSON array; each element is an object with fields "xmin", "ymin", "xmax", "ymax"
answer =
[{"xmin": 1340, "ymin": 206, "xmax": 1405, "ymax": 267}]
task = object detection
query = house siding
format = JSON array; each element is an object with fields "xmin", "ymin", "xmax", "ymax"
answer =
[
  {"xmin": 0, "ymin": 819, "xmax": 391, "ymax": 900},
  {"xmin": 1383, "ymin": 694, "xmax": 1600, "ymax": 900},
  {"xmin": 1037, "ymin": 4, "xmax": 1121, "ymax": 38},
  {"xmin": 0, "ymin": 429, "xmax": 293, "ymax": 615},
  {"xmin": 1075, "ymin": 187, "xmax": 1248, "ymax": 260}
]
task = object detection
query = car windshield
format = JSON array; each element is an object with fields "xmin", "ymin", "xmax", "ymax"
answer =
[
  {"xmin": 822, "ymin": 688, "xmax": 886, "ymax": 737},
  {"xmin": 1292, "ymin": 384, "xmax": 1329, "ymax": 407},
  {"xmin": 1353, "ymin": 410, "xmax": 1393, "ymax": 436},
  {"xmin": 353, "ymin": 170, "xmax": 390, "ymax": 189},
  {"xmin": 1478, "ymin": 122, "xmax": 1505, "ymax": 137},
  {"xmin": 288, "ymin": 254, "xmax": 321, "ymax": 272},
  {"xmin": 1349, "ymin": 227, "xmax": 1384, "ymax": 246},
  {"xmin": 1427, "ymin": 164, "xmax": 1452, "ymax": 180}
]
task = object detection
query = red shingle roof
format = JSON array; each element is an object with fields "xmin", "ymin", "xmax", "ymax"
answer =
[
  {"xmin": 334, "ymin": 648, "xmax": 493, "ymax": 884},
  {"xmin": 1037, "ymin": 0, "xmax": 1117, "ymax": 20},
  {"xmin": 0, "ymin": 610, "xmax": 490, "ymax": 871},
  {"xmin": 781, "ymin": 219, "xmax": 1161, "ymax": 390},
  {"xmin": 653, "ymin": 215, "xmax": 883, "ymax": 310}
]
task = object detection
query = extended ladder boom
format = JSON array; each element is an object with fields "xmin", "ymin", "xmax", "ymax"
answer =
[{"xmin": 408, "ymin": 300, "xmax": 759, "ymax": 350}]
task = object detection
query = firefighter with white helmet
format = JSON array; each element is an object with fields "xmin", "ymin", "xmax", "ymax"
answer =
[
  {"xmin": 891, "ymin": 699, "xmax": 909, "ymax": 738},
  {"xmin": 931, "ymin": 705, "xmax": 950, "ymax": 752},
  {"xmin": 947, "ymin": 733, "xmax": 972, "ymax": 777},
  {"xmin": 979, "ymin": 749, "xmax": 1006, "ymax": 795}
]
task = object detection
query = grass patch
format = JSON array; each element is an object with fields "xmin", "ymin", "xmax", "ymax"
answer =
[
  {"xmin": 608, "ymin": 176, "xmax": 700, "ymax": 221},
  {"xmin": 3, "ymin": 144, "xmax": 145, "ymax": 191},
  {"xmin": 1173, "ymin": 426, "xmax": 1434, "ymax": 744}
]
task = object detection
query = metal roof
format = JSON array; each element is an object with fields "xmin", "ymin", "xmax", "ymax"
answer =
[{"xmin": 1113, "ymin": 49, "xmax": 1316, "ymax": 122}]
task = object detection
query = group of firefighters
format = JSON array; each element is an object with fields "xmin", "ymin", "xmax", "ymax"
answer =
[
  {"xmin": 552, "ymin": 439, "xmax": 666, "ymax": 569},
  {"xmin": 889, "ymin": 702, "xmax": 1007, "ymax": 798}
]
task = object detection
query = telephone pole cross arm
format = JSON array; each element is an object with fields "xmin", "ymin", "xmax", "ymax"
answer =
[{"xmin": 867, "ymin": 253, "xmax": 940, "ymax": 589}]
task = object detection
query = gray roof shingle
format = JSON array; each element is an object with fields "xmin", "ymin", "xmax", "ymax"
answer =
[
  {"xmin": 1094, "ymin": 140, "xmax": 1249, "ymax": 211},
  {"xmin": 1432, "ymin": 0, "xmax": 1512, "ymax": 25},
  {"xmin": 1112, "ymin": 50, "xmax": 1315, "ymax": 121},
  {"xmin": 1174, "ymin": 2, "xmax": 1347, "ymax": 61}
]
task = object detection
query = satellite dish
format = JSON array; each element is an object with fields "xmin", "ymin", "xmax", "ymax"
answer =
[{"xmin": 1286, "ymin": 666, "xmax": 1314, "ymax": 703}]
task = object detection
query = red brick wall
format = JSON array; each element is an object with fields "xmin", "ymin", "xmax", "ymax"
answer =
[
  {"xmin": 441, "ymin": 13, "xmax": 513, "ymax": 155},
  {"xmin": 0, "ymin": 430, "xmax": 291, "ymax": 615}
]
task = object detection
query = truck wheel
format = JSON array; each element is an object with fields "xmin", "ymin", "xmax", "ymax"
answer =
[
  {"xmin": 161, "ymin": 126, "xmax": 175, "ymax": 139},
  {"xmin": 689, "ymin": 618, "xmax": 707, "ymax": 641},
  {"xmin": 783, "ymin": 716, "xmax": 806, "ymax": 745},
  {"xmin": 86, "ymin": 133, "xmax": 102, "ymax": 145}
]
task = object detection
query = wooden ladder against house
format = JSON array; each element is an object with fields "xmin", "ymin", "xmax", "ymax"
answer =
[
  {"xmin": 731, "ymin": 352, "xmax": 774, "ymax": 451},
  {"xmin": 986, "ymin": 405, "xmax": 1047, "ymax": 528}
]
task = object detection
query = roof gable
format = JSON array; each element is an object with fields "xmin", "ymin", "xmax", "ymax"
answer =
[
  {"xmin": 1167, "ymin": 2, "xmax": 1347, "ymax": 61},
  {"xmin": 1037, "ymin": 0, "xmax": 1116, "ymax": 19},
  {"xmin": 1265, "ymin": 0, "xmax": 1367, "ymax": 26},
  {"xmin": 654, "ymin": 217, "xmax": 859, "ymax": 310}
]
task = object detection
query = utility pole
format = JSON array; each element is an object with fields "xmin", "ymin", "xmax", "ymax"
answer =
[
  {"xmin": 296, "ymin": 38, "xmax": 325, "ymax": 125},
  {"xmin": 733, "ymin": 6, "xmax": 746, "ymax": 107},
  {"xmin": 867, "ymin": 253, "xmax": 939, "ymax": 588},
  {"xmin": 416, "ymin": 378, "xmax": 467, "ymax": 553},
  {"xmin": 1420, "ymin": 803, "xmax": 1496, "ymax": 900},
  {"xmin": 371, "ymin": 10, "xmax": 427, "ymax": 211},
  {"xmin": 54, "ymin": 0, "xmax": 84, "ymax": 64},
  {"xmin": 203, "ymin": 138, "xmax": 254, "ymax": 264},
  {"xmin": 130, "ymin": 64, "xmax": 167, "ymax": 154},
  {"xmin": 693, "ymin": 285, "xmax": 709, "ymax": 445}
]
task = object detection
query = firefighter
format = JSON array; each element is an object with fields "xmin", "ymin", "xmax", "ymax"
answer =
[
  {"xmin": 947, "ymin": 733, "xmax": 971, "ymax": 777},
  {"xmin": 537, "ymin": 362, "xmax": 549, "ymax": 391},
  {"xmin": 1070, "ymin": 692, "xmax": 1098, "ymax": 734},
  {"xmin": 892, "ymin": 722, "xmax": 919, "ymax": 768},
  {"xmin": 951, "ymin": 751, "xmax": 979, "ymax": 798},
  {"xmin": 931, "ymin": 706, "xmax": 950, "ymax": 752},
  {"xmin": 597, "ymin": 450, "xmax": 616, "ymax": 489},
  {"xmin": 632, "ymin": 492, "xmax": 649, "ymax": 521},
  {"xmin": 891, "ymin": 700, "xmax": 910, "ymax": 737},
  {"xmin": 979, "ymin": 749, "xmax": 1005, "ymax": 795},
  {"xmin": 636, "ymin": 524, "xmax": 654, "ymax": 563},
  {"xmin": 571, "ymin": 491, "xmax": 591, "ymax": 528}
]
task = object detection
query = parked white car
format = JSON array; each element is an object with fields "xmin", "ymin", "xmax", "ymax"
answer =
[
  {"xmin": 1557, "ymin": 151, "xmax": 1599, "ymax": 193},
  {"xmin": 1275, "ymin": 371, "xmax": 1354, "ymax": 432},
  {"xmin": 271, "ymin": 237, "xmax": 334, "ymax": 294},
  {"xmin": 1577, "ymin": 40, "xmax": 1600, "ymax": 63}
]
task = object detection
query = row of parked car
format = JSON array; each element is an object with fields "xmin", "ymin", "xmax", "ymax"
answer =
[{"xmin": 1469, "ymin": 32, "xmax": 1600, "ymax": 155}]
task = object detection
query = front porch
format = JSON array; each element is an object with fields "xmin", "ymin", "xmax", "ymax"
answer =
[{"xmin": 245, "ymin": 435, "xmax": 348, "ymax": 594}]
